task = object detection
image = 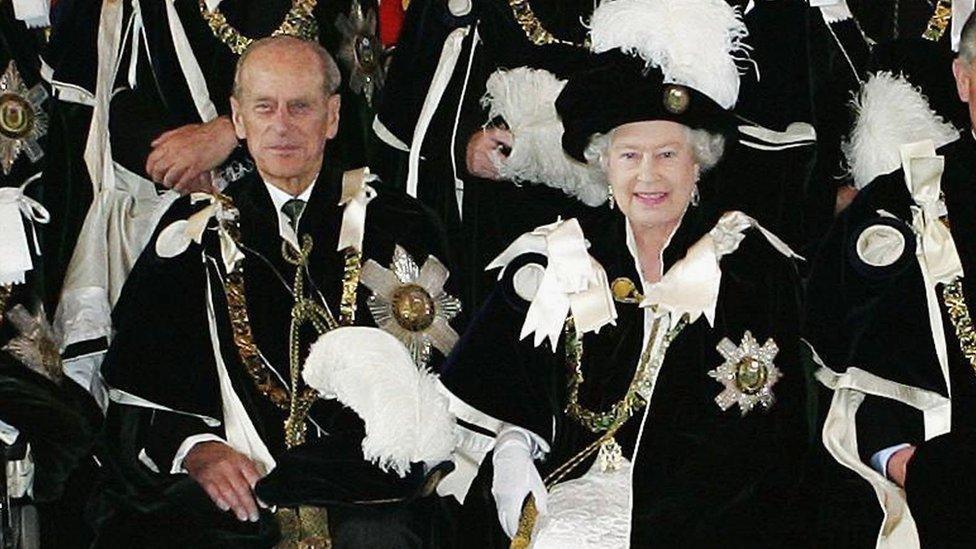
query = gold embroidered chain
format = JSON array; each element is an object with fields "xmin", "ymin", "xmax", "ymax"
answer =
[
  {"xmin": 198, "ymin": 0, "xmax": 319, "ymax": 55},
  {"xmin": 942, "ymin": 278, "xmax": 976, "ymax": 375},
  {"xmin": 923, "ymin": 0, "xmax": 953, "ymax": 42},
  {"xmin": 508, "ymin": 0, "xmax": 589, "ymax": 49},
  {"xmin": 214, "ymin": 193, "xmax": 362, "ymax": 448},
  {"xmin": 564, "ymin": 313, "xmax": 688, "ymax": 434}
]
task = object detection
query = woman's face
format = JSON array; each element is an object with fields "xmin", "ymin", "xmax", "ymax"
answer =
[{"xmin": 605, "ymin": 120, "xmax": 700, "ymax": 233}]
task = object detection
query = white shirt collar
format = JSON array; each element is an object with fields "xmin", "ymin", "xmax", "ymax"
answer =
[{"xmin": 263, "ymin": 176, "xmax": 317, "ymax": 249}]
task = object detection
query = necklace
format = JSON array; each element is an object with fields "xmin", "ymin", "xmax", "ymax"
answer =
[
  {"xmin": 507, "ymin": 0, "xmax": 589, "ymax": 49},
  {"xmin": 199, "ymin": 0, "xmax": 319, "ymax": 55}
]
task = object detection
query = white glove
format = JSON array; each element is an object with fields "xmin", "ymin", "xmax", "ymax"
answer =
[{"xmin": 491, "ymin": 426, "xmax": 548, "ymax": 539}]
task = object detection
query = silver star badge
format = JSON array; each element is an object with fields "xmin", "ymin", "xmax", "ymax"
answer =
[
  {"xmin": 360, "ymin": 246, "xmax": 461, "ymax": 368},
  {"xmin": 0, "ymin": 61, "xmax": 48, "ymax": 175},
  {"xmin": 708, "ymin": 331, "xmax": 782, "ymax": 416}
]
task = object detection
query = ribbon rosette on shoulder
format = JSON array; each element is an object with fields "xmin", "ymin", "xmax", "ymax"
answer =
[
  {"xmin": 360, "ymin": 246, "xmax": 461, "ymax": 368},
  {"xmin": 301, "ymin": 326, "xmax": 456, "ymax": 476},
  {"xmin": 488, "ymin": 218, "xmax": 617, "ymax": 351},
  {"xmin": 155, "ymin": 192, "xmax": 245, "ymax": 273}
]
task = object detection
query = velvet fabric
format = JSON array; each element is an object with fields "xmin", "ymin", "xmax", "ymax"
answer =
[
  {"xmin": 94, "ymin": 166, "xmax": 458, "ymax": 547},
  {"xmin": 441, "ymin": 202, "xmax": 811, "ymax": 547}
]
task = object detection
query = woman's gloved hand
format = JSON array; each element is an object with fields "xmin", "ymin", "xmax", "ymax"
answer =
[{"xmin": 491, "ymin": 426, "xmax": 548, "ymax": 539}]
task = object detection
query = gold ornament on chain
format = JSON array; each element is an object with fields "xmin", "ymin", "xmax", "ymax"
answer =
[
  {"xmin": 922, "ymin": 0, "xmax": 953, "ymax": 42},
  {"xmin": 507, "ymin": 0, "xmax": 589, "ymax": 49},
  {"xmin": 199, "ymin": 0, "xmax": 319, "ymax": 55}
]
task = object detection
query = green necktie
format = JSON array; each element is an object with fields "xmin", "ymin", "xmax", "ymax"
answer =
[{"xmin": 281, "ymin": 198, "xmax": 306, "ymax": 233}]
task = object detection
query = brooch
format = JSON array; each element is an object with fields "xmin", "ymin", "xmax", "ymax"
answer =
[
  {"xmin": 0, "ymin": 61, "xmax": 48, "ymax": 175},
  {"xmin": 360, "ymin": 246, "xmax": 461, "ymax": 368},
  {"xmin": 708, "ymin": 331, "xmax": 782, "ymax": 416}
]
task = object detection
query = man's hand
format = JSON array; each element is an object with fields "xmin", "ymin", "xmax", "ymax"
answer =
[
  {"xmin": 888, "ymin": 445, "xmax": 917, "ymax": 488},
  {"xmin": 146, "ymin": 116, "xmax": 238, "ymax": 194},
  {"xmin": 466, "ymin": 127, "xmax": 513, "ymax": 180},
  {"xmin": 184, "ymin": 441, "xmax": 264, "ymax": 522}
]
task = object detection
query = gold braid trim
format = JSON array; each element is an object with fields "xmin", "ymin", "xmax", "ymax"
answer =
[
  {"xmin": 923, "ymin": 0, "xmax": 953, "ymax": 42},
  {"xmin": 340, "ymin": 249, "xmax": 362, "ymax": 325},
  {"xmin": 508, "ymin": 0, "xmax": 589, "ymax": 49},
  {"xmin": 199, "ymin": 0, "xmax": 319, "ymax": 56},
  {"xmin": 942, "ymin": 278, "xmax": 976, "ymax": 375}
]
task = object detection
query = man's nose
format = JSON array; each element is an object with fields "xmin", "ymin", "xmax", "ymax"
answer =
[{"xmin": 271, "ymin": 107, "xmax": 291, "ymax": 132}]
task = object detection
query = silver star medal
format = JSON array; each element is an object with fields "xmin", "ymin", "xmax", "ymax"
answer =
[
  {"xmin": 336, "ymin": 0, "xmax": 385, "ymax": 106},
  {"xmin": 360, "ymin": 246, "xmax": 462, "ymax": 368},
  {"xmin": 0, "ymin": 61, "xmax": 48, "ymax": 175},
  {"xmin": 708, "ymin": 331, "xmax": 782, "ymax": 416}
]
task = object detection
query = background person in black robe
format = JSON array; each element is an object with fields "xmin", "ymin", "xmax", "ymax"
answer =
[
  {"xmin": 806, "ymin": 14, "xmax": 976, "ymax": 546},
  {"xmin": 92, "ymin": 36, "xmax": 459, "ymax": 548}
]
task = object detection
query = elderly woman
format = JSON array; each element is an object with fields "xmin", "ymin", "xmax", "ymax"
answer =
[{"xmin": 436, "ymin": 1, "xmax": 810, "ymax": 547}]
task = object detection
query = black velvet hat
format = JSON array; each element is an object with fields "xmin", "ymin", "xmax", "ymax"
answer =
[
  {"xmin": 556, "ymin": 50, "xmax": 737, "ymax": 162},
  {"xmin": 553, "ymin": 0, "xmax": 749, "ymax": 162}
]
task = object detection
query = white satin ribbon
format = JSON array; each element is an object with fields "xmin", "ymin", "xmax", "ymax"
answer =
[
  {"xmin": 164, "ymin": 0, "xmax": 218, "ymax": 122},
  {"xmin": 155, "ymin": 193, "xmax": 244, "ymax": 272},
  {"xmin": 0, "ymin": 180, "xmax": 50, "ymax": 285},
  {"xmin": 337, "ymin": 168, "xmax": 377, "ymax": 252},
  {"xmin": 642, "ymin": 211, "xmax": 800, "ymax": 326},
  {"xmin": 901, "ymin": 141, "xmax": 962, "ymax": 285},
  {"xmin": 488, "ymin": 218, "xmax": 616, "ymax": 351},
  {"xmin": 11, "ymin": 0, "xmax": 49, "ymax": 28}
]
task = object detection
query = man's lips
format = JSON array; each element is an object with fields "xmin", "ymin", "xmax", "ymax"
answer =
[
  {"xmin": 266, "ymin": 144, "xmax": 300, "ymax": 153},
  {"xmin": 632, "ymin": 191, "xmax": 669, "ymax": 206}
]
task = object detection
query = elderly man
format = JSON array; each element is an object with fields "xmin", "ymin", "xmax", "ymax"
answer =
[
  {"xmin": 807, "ymin": 14, "xmax": 976, "ymax": 548},
  {"xmin": 91, "ymin": 36, "xmax": 460, "ymax": 548}
]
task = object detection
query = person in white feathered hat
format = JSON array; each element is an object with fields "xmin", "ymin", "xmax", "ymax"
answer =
[{"xmin": 435, "ymin": 1, "xmax": 810, "ymax": 547}]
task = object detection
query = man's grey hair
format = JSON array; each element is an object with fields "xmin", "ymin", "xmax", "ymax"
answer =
[
  {"xmin": 232, "ymin": 35, "xmax": 342, "ymax": 99},
  {"xmin": 960, "ymin": 11, "xmax": 976, "ymax": 64},
  {"xmin": 583, "ymin": 126, "xmax": 726, "ymax": 173}
]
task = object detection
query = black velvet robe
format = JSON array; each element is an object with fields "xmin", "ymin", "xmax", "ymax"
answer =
[
  {"xmin": 806, "ymin": 133, "xmax": 976, "ymax": 546},
  {"xmin": 441, "ymin": 204, "xmax": 810, "ymax": 548},
  {"xmin": 93, "ymin": 166, "xmax": 459, "ymax": 547}
]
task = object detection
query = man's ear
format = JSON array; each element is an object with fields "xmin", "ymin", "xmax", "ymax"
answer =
[
  {"xmin": 325, "ymin": 94, "xmax": 341, "ymax": 140},
  {"xmin": 953, "ymin": 58, "xmax": 972, "ymax": 104},
  {"xmin": 230, "ymin": 96, "xmax": 247, "ymax": 140}
]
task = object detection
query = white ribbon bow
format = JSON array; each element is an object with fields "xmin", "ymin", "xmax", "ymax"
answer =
[
  {"xmin": 642, "ymin": 211, "xmax": 800, "ymax": 326},
  {"xmin": 337, "ymin": 168, "xmax": 377, "ymax": 253},
  {"xmin": 488, "ymin": 218, "xmax": 616, "ymax": 351},
  {"xmin": 0, "ymin": 176, "xmax": 50, "ymax": 285},
  {"xmin": 900, "ymin": 140, "xmax": 963, "ymax": 285},
  {"xmin": 155, "ymin": 193, "xmax": 244, "ymax": 273}
]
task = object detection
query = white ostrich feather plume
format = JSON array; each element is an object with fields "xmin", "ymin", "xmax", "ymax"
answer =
[
  {"xmin": 589, "ymin": 0, "xmax": 749, "ymax": 109},
  {"xmin": 302, "ymin": 326, "xmax": 457, "ymax": 477},
  {"xmin": 843, "ymin": 71, "xmax": 960, "ymax": 189},
  {"xmin": 481, "ymin": 67, "xmax": 607, "ymax": 207}
]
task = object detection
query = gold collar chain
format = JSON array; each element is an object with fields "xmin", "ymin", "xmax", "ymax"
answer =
[
  {"xmin": 508, "ymin": 0, "xmax": 589, "ymax": 49},
  {"xmin": 923, "ymin": 0, "xmax": 952, "ymax": 42},
  {"xmin": 213, "ymin": 194, "xmax": 363, "ymax": 449},
  {"xmin": 941, "ymin": 278, "xmax": 976, "ymax": 375},
  {"xmin": 199, "ymin": 0, "xmax": 320, "ymax": 55}
]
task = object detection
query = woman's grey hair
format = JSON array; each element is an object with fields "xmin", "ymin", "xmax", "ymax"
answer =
[
  {"xmin": 232, "ymin": 35, "xmax": 342, "ymax": 99},
  {"xmin": 583, "ymin": 126, "xmax": 726, "ymax": 173}
]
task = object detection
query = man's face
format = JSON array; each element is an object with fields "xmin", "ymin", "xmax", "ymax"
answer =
[
  {"xmin": 953, "ymin": 56, "xmax": 976, "ymax": 131},
  {"xmin": 230, "ymin": 43, "xmax": 341, "ymax": 190}
]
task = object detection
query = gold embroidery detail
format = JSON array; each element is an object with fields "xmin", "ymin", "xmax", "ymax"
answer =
[
  {"xmin": 942, "ymin": 278, "xmax": 976, "ymax": 375},
  {"xmin": 199, "ymin": 0, "xmax": 319, "ymax": 56},
  {"xmin": 922, "ymin": 0, "xmax": 953, "ymax": 42},
  {"xmin": 508, "ymin": 0, "xmax": 588, "ymax": 49}
]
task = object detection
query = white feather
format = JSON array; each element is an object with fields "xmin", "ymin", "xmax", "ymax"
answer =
[
  {"xmin": 481, "ymin": 68, "xmax": 607, "ymax": 207},
  {"xmin": 843, "ymin": 71, "xmax": 960, "ymax": 189},
  {"xmin": 302, "ymin": 326, "xmax": 457, "ymax": 477},
  {"xmin": 589, "ymin": 0, "xmax": 749, "ymax": 109}
]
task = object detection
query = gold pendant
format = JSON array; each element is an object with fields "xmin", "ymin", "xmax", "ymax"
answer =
[{"xmin": 596, "ymin": 437, "xmax": 623, "ymax": 472}]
